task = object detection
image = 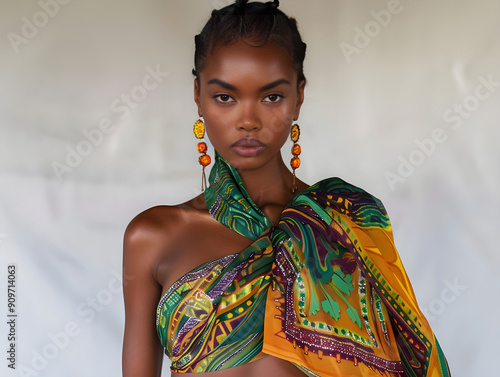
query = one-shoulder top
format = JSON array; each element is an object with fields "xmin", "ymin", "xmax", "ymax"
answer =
[{"xmin": 156, "ymin": 153, "xmax": 450, "ymax": 377}]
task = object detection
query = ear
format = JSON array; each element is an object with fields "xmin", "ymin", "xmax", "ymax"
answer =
[
  {"xmin": 194, "ymin": 78, "xmax": 202, "ymax": 117},
  {"xmin": 293, "ymin": 79, "xmax": 306, "ymax": 121}
]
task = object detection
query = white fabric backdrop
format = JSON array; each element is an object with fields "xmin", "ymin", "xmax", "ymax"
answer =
[{"xmin": 1, "ymin": 0, "xmax": 499, "ymax": 376}]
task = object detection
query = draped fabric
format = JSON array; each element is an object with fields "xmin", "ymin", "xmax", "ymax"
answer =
[{"xmin": 156, "ymin": 153, "xmax": 450, "ymax": 376}]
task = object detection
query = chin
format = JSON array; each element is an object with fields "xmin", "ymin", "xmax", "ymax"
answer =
[
  {"xmin": 216, "ymin": 148, "xmax": 281, "ymax": 172},
  {"xmin": 226, "ymin": 157, "xmax": 259, "ymax": 171}
]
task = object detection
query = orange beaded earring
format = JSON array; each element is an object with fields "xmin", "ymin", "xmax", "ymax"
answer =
[
  {"xmin": 290, "ymin": 123, "xmax": 301, "ymax": 193},
  {"xmin": 193, "ymin": 119, "xmax": 211, "ymax": 191}
]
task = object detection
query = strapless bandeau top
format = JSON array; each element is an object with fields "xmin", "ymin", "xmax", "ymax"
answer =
[{"xmin": 156, "ymin": 235, "xmax": 274, "ymax": 373}]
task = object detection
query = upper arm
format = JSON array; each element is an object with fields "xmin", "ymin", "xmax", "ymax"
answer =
[{"xmin": 122, "ymin": 210, "xmax": 167, "ymax": 377}]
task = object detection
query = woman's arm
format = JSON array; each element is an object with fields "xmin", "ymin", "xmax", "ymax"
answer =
[{"xmin": 122, "ymin": 212, "xmax": 166, "ymax": 377}]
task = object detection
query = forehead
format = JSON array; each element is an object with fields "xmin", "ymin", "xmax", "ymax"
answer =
[{"xmin": 201, "ymin": 40, "xmax": 297, "ymax": 84}]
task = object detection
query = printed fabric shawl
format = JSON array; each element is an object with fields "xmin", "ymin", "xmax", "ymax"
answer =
[{"xmin": 157, "ymin": 153, "xmax": 450, "ymax": 376}]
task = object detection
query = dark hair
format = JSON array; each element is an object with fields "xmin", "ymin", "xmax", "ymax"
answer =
[{"xmin": 193, "ymin": 0, "xmax": 307, "ymax": 85}]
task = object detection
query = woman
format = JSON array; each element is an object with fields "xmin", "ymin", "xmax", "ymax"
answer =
[{"xmin": 122, "ymin": 1, "xmax": 450, "ymax": 376}]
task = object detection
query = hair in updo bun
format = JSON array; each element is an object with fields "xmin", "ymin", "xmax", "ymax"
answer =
[
  {"xmin": 193, "ymin": 0, "xmax": 306, "ymax": 85},
  {"xmin": 235, "ymin": 0, "xmax": 279, "ymax": 10}
]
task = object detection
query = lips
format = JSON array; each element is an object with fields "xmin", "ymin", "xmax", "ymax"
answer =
[{"xmin": 231, "ymin": 138, "xmax": 266, "ymax": 157}]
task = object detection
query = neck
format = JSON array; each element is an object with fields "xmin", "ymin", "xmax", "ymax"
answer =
[{"xmin": 236, "ymin": 153, "xmax": 295, "ymax": 212}]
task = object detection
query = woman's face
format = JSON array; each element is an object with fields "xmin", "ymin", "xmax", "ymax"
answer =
[{"xmin": 194, "ymin": 40, "xmax": 305, "ymax": 172}]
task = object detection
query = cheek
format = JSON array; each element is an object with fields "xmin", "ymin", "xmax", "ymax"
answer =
[
  {"xmin": 264, "ymin": 107, "xmax": 293, "ymax": 139},
  {"xmin": 201, "ymin": 103, "xmax": 235, "ymax": 131},
  {"xmin": 204, "ymin": 119, "xmax": 231, "ymax": 150},
  {"xmin": 259, "ymin": 120, "xmax": 291, "ymax": 146},
  {"xmin": 202, "ymin": 108, "xmax": 231, "ymax": 138}
]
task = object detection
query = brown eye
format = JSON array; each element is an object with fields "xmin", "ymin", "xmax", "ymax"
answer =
[
  {"xmin": 263, "ymin": 94, "xmax": 283, "ymax": 103},
  {"xmin": 215, "ymin": 94, "xmax": 234, "ymax": 103}
]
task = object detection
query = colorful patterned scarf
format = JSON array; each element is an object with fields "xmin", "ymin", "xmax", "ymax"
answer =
[{"xmin": 156, "ymin": 153, "xmax": 450, "ymax": 376}]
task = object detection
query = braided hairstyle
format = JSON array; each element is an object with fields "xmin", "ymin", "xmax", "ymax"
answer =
[{"xmin": 193, "ymin": 0, "xmax": 307, "ymax": 86}]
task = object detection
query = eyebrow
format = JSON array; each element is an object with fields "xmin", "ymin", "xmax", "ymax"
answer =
[{"xmin": 207, "ymin": 78, "xmax": 291, "ymax": 92}]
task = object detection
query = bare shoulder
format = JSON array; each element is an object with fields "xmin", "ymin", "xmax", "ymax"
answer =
[
  {"xmin": 123, "ymin": 193, "xmax": 208, "ymax": 264},
  {"xmin": 124, "ymin": 206, "xmax": 179, "ymax": 243}
]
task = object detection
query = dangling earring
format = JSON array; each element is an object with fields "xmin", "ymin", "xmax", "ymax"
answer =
[
  {"xmin": 193, "ymin": 119, "xmax": 211, "ymax": 191},
  {"xmin": 290, "ymin": 123, "xmax": 301, "ymax": 194}
]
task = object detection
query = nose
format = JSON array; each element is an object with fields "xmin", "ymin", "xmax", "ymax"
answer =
[{"xmin": 236, "ymin": 102, "xmax": 261, "ymax": 131}]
